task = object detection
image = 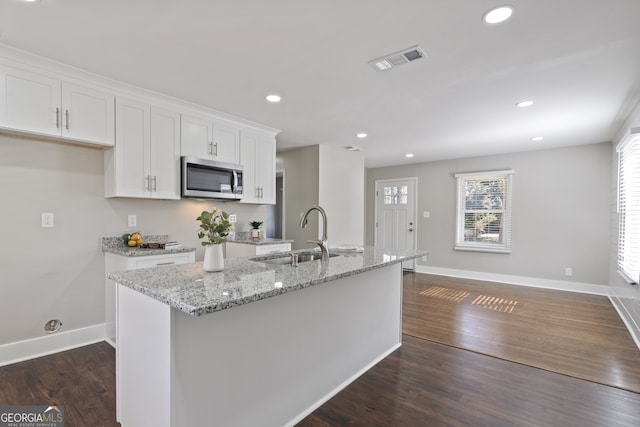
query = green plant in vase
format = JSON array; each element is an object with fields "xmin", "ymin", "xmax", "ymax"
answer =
[{"xmin": 197, "ymin": 208, "xmax": 232, "ymax": 272}]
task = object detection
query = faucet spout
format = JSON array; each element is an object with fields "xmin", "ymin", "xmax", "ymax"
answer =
[{"xmin": 299, "ymin": 205, "xmax": 329, "ymax": 261}]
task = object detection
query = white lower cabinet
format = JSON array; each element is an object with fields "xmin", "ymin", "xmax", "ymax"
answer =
[
  {"xmin": 104, "ymin": 97, "xmax": 181, "ymax": 199},
  {"xmin": 104, "ymin": 251, "xmax": 195, "ymax": 346},
  {"xmin": 226, "ymin": 242, "xmax": 291, "ymax": 258}
]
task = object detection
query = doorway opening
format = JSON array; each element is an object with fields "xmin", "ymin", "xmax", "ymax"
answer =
[{"xmin": 266, "ymin": 170, "xmax": 285, "ymax": 239}]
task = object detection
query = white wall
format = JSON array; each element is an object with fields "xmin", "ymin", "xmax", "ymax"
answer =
[
  {"xmin": 318, "ymin": 145, "xmax": 364, "ymax": 247},
  {"xmin": 366, "ymin": 143, "xmax": 612, "ymax": 286},
  {"xmin": 0, "ymin": 133, "xmax": 265, "ymax": 347}
]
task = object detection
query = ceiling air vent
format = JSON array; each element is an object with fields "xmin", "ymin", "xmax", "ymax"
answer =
[
  {"xmin": 368, "ymin": 45, "xmax": 426, "ymax": 72},
  {"xmin": 344, "ymin": 146, "xmax": 361, "ymax": 152}
]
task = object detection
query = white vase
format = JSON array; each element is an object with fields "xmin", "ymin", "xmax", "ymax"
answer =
[{"xmin": 203, "ymin": 244, "xmax": 224, "ymax": 272}]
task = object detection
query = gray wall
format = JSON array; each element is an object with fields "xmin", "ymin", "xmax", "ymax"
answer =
[
  {"xmin": 277, "ymin": 146, "xmax": 320, "ymax": 250},
  {"xmin": 366, "ymin": 143, "xmax": 612, "ymax": 285},
  {"xmin": 0, "ymin": 133, "xmax": 265, "ymax": 346}
]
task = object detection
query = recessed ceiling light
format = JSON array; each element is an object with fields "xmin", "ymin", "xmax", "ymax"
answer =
[
  {"xmin": 532, "ymin": 136, "xmax": 544, "ymax": 141},
  {"xmin": 516, "ymin": 100, "xmax": 534, "ymax": 108},
  {"xmin": 483, "ymin": 6, "xmax": 513, "ymax": 24},
  {"xmin": 405, "ymin": 153, "xmax": 414, "ymax": 158},
  {"xmin": 265, "ymin": 94, "xmax": 281, "ymax": 103},
  {"xmin": 356, "ymin": 133, "xmax": 367, "ymax": 139}
]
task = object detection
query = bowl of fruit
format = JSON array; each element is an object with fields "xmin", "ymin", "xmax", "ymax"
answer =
[{"xmin": 122, "ymin": 232, "xmax": 143, "ymax": 247}]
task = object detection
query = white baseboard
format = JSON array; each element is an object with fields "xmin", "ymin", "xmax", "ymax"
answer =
[
  {"xmin": 415, "ymin": 265, "xmax": 609, "ymax": 296},
  {"xmin": 608, "ymin": 293, "xmax": 640, "ymax": 351},
  {"xmin": 0, "ymin": 323, "xmax": 108, "ymax": 367},
  {"xmin": 284, "ymin": 342, "xmax": 402, "ymax": 427}
]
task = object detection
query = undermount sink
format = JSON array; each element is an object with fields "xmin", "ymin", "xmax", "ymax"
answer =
[{"xmin": 251, "ymin": 252, "xmax": 339, "ymax": 265}]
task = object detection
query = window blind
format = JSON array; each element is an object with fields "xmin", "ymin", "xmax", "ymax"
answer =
[
  {"xmin": 454, "ymin": 170, "xmax": 514, "ymax": 253},
  {"xmin": 617, "ymin": 128, "xmax": 640, "ymax": 284}
]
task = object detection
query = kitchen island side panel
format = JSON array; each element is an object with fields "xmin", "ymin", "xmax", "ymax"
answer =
[{"xmin": 173, "ymin": 263, "xmax": 402, "ymax": 427}]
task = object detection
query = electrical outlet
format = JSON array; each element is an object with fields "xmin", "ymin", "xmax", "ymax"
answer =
[
  {"xmin": 128, "ymin": 215, "xmax": 137, "ymax": 227},
  {"xmin": 41, "ymin": 212, "xmax": 54, "ymax": 228},
  {"xmin": 228, "ymin": 214, "xmax": 237, "ymax": 223},
  {"xmin": 565, "ymin": 267, "xmax": 573, "ymax": 277},
  {"xmin": 422, "ymin": 256, "xmax": 428, "ymax": 262}
]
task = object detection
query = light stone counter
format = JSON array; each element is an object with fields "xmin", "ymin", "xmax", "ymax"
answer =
[{"xmin": 108, "ymin": 246, "xmax": 426, "ymax": 316}]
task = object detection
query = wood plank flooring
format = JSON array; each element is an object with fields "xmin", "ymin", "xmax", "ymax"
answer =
[
  {"xmin": 1, "ymin": 273, "xmax": 640, "ymax": 426},
  {"xmin": 0, "ymin": 341, "xmax": 117, "ymax": 426},
  {"xmin": 401, "ymin": 273, "xmax": 640, "ymax": 393}
]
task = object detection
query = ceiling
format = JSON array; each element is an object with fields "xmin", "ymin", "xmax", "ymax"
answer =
[{"xmin": 1, "ymin": 0, "xmax": 639, "ymax": 167}]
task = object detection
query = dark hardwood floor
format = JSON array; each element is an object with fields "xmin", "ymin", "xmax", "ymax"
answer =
[
  {"xmin": 0, "ymin": 341, "xmax": 117, "ymax": 426},
  {"xmin": 1, "ymin": 273, "xmax": 640, "ymax": 426}
]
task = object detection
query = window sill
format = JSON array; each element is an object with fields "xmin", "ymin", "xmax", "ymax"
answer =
[
  {"xmin": 454, "ymin": 245, "xmax": 511, "ymax": 254},
  {"xmin": 617, "ymin": 270, "xmax": 638, "ymax": 285}
]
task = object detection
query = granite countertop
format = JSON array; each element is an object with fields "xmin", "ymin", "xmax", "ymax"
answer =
[
  {"xmin": 226, "ymin": 232, "xmax": 293, "ymax": 246},
  {"xmin": 108, "ymin": 246, "xmax": 427, "ymax": 316},
  {"xmin": 226, "ymin": 237, "xmax": 294, "ymax": 246},
  {"xmin": 102, "ymin": 235, "xmax": 196, "ymax": 257}
]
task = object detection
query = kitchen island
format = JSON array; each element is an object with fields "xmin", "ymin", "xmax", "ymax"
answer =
[{"xmin": 108, "ymin": 246, "xmax": 426, "ymax": 427}]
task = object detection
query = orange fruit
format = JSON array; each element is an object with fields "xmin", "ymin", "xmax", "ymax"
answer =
[{"xmin": 128, "ymin": 239, "xmax": 137, "ymax": 247}]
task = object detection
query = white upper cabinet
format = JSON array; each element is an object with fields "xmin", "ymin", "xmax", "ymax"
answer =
[
  {"xmin": 105, "ymin": 97, "xmax": 180, "ymax": 199},
  {"xmin": 240, "ymin": 129, "xmax": 276, "ymax": 204},
  {"xmin": 181, "ymin": 113, "xmax": 239, "ymax": 164},
  {"xmin": 0, "ymin": 64, "xmax": 114, "ymax": 146}
]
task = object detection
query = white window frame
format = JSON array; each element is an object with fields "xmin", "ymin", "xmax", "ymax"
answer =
[
  {"xmin": 454, "ymin": 170, "xmax": 514, "ymax": 253},
  {"xmin": 617, "ymin": 127, "xmax": 640, "ymax": 284}
]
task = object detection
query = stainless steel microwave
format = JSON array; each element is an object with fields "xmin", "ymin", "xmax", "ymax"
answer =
[{"xmin": 181, "ymin": 156, "xmax": 243, "ymax": 200}]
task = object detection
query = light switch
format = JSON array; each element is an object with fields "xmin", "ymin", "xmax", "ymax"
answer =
[
  {"xmin": 228, "ymin": 214, "xmax": 237, "ymax": 223},
  {"xmin": 128, "ymin": 215, "xmax": 137, "ymax": 227},
  {"xmin": 423, "ymin": 211, "xmax": 430, "ymax": 218},
  {"xmin": 41, "ymin": 212, "xmax": 54, "ymax": 228}
]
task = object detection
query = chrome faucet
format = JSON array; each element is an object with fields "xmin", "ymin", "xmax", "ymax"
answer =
[{"xmin": 299, "ymin": 205, "xmax": 329, "ymax": 261}]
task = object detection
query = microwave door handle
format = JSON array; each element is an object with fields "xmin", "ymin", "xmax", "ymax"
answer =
[{"xmin": 233, "ymin": 170, "xmax": 238, "ymax": 192}]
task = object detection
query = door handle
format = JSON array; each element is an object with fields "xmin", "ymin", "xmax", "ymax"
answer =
[{"xmin": 409, "ymin": 228, "xmax": 414, "ymax": 232}]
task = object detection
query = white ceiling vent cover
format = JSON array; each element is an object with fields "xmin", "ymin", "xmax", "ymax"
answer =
[{"xmin": 369, "ymin": 46, "xmax": 426, "ymax": 72}]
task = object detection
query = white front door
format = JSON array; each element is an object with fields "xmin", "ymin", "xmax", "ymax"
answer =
[{"xmin": 375, "ymin": 178, "xmax": 417, "ymax": 270}]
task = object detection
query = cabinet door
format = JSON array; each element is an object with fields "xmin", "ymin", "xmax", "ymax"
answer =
[
  {"xmin": 212, "ymin": 118, "xmax": 239, "ymax": 164},
  {"xmin": 255, "ymin": 136, "xmax": 276, "ymax": 204},
  {"xmin": 61, "ymin": 82, "xmax": 114, "ymax": 146},
  {"xmin": 181, "ymin": 114, "xmax": 212, "ymax": 159},
  {"xmin": 239, "ymin": 131, "xmax": 258, "ymax": 203},
  {"xmin": 150, "ymin": 107, "xmax": 181, "ymax": 200},
  {"xmin": 114, "ymin": 97, "xmax": 151, "ymax": 197},
  {"xmin": 0, "ymin": 65, "xmax": 61, "ymax": 136}
]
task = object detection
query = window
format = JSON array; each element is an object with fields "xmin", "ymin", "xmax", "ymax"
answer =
[
  {"xmin": 383, "ymin": 185, "xmax": 408, "ymax": 205},
  {"xmin": 455, "ymin": 170, "xmax": 514, "ymax": 253},
  {"xmin": 617, "ymin": 128, "xmax": 640, "ymax": 284}
]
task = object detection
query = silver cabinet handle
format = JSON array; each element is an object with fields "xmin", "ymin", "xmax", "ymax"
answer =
[
  {"xmin": 208, "ymin": 141, "xmax": 213, "ymax": 156},
  {"xmin": 213, "ymin": 142, "xmax": 218, "ymax": 157},
  {"xmin": 156, "ymin": 262, "xmax": 175, "ymax": 266},
  {"xmin": 145, "ymin": 175, "xmax": 150, "ymax": 191},
  {"xmin": 65, "ymin": 109, "xmax": 69, "ymax": 130},
  {"xmin": 153, "ymin": 176, "xmax": 157, "ymax": 192},
  {"xmin": 55, "ymin": 108, "xmax": 60, "ymax": 129},
  {"xmin": 255, "ymin": 187, "xmax": 260, "ymax": 198},
  {"xmin": 260, "ymin": 187, "xmax": 264, "ymax": 199}
]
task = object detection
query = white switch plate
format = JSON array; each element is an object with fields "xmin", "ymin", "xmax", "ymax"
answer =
[
  {"xmin": 128, "ymin": 215, "xmax": 137, "ymax": 227},
  {"xmin": 423, "ymin": 211, "xmax": 430, "ymax": 218},
  {"xmin": 41, "ymin": 212, "xmax": 54, "ymax": 228},
  {"xmin": 228, "ymin": 214, "xmax": 237, "ymax": 223},
  {"xmin": 565, "ymin": 267, "xmax": 573, "ymax": 277}
]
